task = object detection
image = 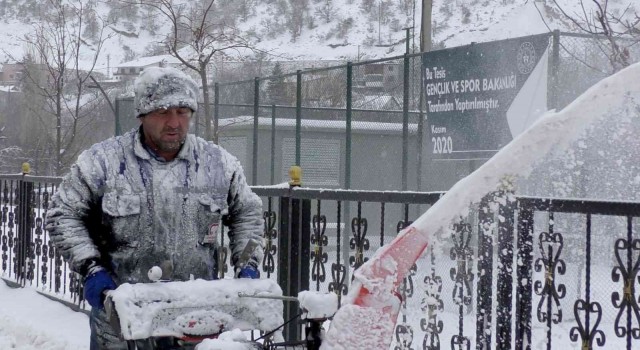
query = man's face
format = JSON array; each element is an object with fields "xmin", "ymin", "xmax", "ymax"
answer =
[{"xmin": 139, "ymin": 107, "xmax": 191, "ymax": 158}]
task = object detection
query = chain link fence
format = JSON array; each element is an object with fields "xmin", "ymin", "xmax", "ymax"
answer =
[{"xmin": 112, "ymin": 31, "xmax": 638, "ymax": 202}]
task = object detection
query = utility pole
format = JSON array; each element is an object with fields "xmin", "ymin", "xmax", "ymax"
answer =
[
  {"xmin": 403, "ymin": 27, "xmax": 413, "ymax": 54},
  {"xmin": 420, "ymin": 0, "xmax": 433, "ymax": 52},
  {"xmin": 378, "ymin": 0, "xmax": 382, "ymax": 45}
]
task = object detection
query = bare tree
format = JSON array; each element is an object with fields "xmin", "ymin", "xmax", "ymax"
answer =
[
  {"xmin": 8, "ymin": 0, "xmax": 113, "ymax": 175},
  {"xmin": 537, "ymin": 0, "xmax": 639, "ymax": 72},
  {"xmin": 130, "ymin": 0, "xmax": 252, "ymax": 143}
]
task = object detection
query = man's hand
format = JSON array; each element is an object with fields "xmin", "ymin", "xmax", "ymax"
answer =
[
  {"xmin": 84, "ymin": 270, "xmax": 117, "ymax": 309},
  {"xmin": 236, "ymin": 265, "xmax": 260, "ymax": 279}
]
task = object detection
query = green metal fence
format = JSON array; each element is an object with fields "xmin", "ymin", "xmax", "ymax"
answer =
[{"xmin": 114, "ymin": 31, "xmax": 638, "ymax": 194}]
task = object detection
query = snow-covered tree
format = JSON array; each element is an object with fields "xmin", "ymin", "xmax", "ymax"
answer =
[
  {"xmin": 541, "ymin": 0, "xmax": 639, "ymax": 72},
  {"xmin": 130, "ymin": 0, "xmax": 252, "ymax": 143},
  {"xmin": 13, "ymin": 0, "xmax": 113, "ymax": 175}
]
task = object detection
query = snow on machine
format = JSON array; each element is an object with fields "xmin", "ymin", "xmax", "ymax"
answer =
[{"xmin": 103, "ymin": 266, "xmax": 285, "ymax": 350}]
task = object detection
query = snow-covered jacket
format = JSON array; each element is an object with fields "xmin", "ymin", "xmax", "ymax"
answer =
[{"xmin": 45, "ymin": 127, "xmax": 264, "ymax": 284}]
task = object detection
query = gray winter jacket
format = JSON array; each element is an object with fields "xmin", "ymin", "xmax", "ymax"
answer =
[{"xmin": 45, "ymin": 127, "xmax": 264, "ymax": 283}]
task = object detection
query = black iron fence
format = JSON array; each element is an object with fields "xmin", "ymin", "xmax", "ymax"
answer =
[{"xmin": 2, "ymin": 172, "xmax": 639, "ymax": 349}]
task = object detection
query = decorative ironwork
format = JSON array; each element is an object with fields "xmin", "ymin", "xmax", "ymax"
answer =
[
  {"xmin": 396, "ymin": 265, "xmax": 416, "ymax": 350},
  {"xmin": 394, "ymin": 218, "xmax": 416, "ymax": 350},
  {"xmin": 611, "ymin": 238, "xmax": 640, "ymax": 340},
  {"xmin": 421, "ymin": 247, "xmax": 443, "ymax": 350},
  {"xmin": 570, "ymin": 300, "xmax": 605, "ymax": 349},
  {"xmin": 569, "ymin": 213, "xmax": 605, "ymax": 350},
  {"xmin": 262, "ymin": 210, "xmax": 277, "ymax": 277},
  {"xmin": 450, "ymin": 220, "xmax": 473, "ymax": 350},
  {"xmin": 311, "ymin": 213, "xmax": 328, "ymax": 285},
  {"xmin": 397, "ymin": 220, "xmax": 416, "ymax": 297},
  {"xmin": 69, "ymin": 271, "xmax": 82, "ymax": 303},
  {"xmin": 26, "ymin": 241, "xmax": 35, "ymax": 282},
  {"xmin": 349, "ymin": 216, "xmax": 369, "ymax": 270},
  {"xmin": 329, "ymin": 201, "xmax": 347, "ymax": 299},
  {"xmin": 1, "ymin": 206, "xmax": 7, "ymax": 273},
  {"xmin": 42, "ymin": 234, "xmax": 49, "ymax": 286},
  {"xmin": 328, "ymin": 263, "xmax": 347, "ymax": 296},
  {"xmin": 450, "ymin": 221, "xmax": 474, "ymax": 308},
  {"xmin": 8, "ymin": 209, "xmax": 15, "ymax": 277},
  {"xmin": 262, "ymin": 332, "xmax": 274, "ymax": 349},
  {"xmin": 54, "ymin": 248, "xmax": 62, "ymax": 293},
  {"xmin": 41, "ymin": 188, "xmax": 51, "ymax": 287},
  {"xmin": 534, "ymin": 231, "xmax": 566, "ymax": 324},
  {"xmin": 216, "ymin": 246, "xmax": 229, "ymax": 279},
  {"xmin": 394, "ymin": 320, "xmax": 414, "ymax": 350}
]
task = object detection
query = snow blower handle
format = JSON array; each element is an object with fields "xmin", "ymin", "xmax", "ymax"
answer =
[
  {"xmin": 103, "ymin": 291, "xmax": 122, "ymax": 338},
  {"xmin": 234, "ymin": 239, "xmax": 260, "ymax": 276}
]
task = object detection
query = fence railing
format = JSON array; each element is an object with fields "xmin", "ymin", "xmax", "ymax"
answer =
[{"xmin": 2, "ymin": 172, "xmax": 639, "ymax": 349}]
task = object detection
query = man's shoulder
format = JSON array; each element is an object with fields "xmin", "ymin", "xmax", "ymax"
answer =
[
  {"xmin": 189, "ymin": 135, "xmax": 230, "ymax": 156},
  {"xmin": 82, "ymin": 130, "xmax": 137, "ymax": 159}
]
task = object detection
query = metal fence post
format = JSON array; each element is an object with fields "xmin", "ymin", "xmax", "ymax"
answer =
[
  {"xmin": 549, "ymin": 30, "xmax": 560, "ymax": 110},
  {"xmin": 16, "ymin": 164, "xmax": 33, "ymax": 287},
  {"xmin": 253, "ymin": 77, "xmax": 260, "ymax": 185},
  {"xmin": 476, "ymin": 194, "xmax": 495, "ymax": 350},
  {"xmin": 278, "ymin": 166, "xmax": 310, "ymax": 342},
  {"xmin": 345, "ymin": 62, "xmax": 352, "ymax": 190},
  {"xmin": 417, "ymin": 62, "xmax": 424, "ymax": 193},
  {"xmin": 114, "ymin": 97, "xmax": 122, "ymax": 136},
  {"xmin": 271, "ymin": 104, "xmax": 276, "ymax": 185},
  {"xmin": 515, "ymin": 203, "xmax": 533, "ymax": 350},
  {"xmin": 497, "ymin": 190, "xmax": 516, "ymax": 350},
  {"xmin": 402, "ymin": 53, "xmax": 409, "ymax": 191},
  {"xmin": 277, "ymin": 193, "xmax": 292, "ymax": 338},
  {"xmin": 295, "ymin": 70, "xmax": 302, "ymax": 166},
  {"xmin": 213, "ymin": 82, "xmax": 219, "ymax": 144},
  {"xmin": 344, "ymin": 63, "xmax": 353, "ymax": 283}
]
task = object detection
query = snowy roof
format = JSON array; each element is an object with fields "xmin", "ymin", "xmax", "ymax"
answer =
[
  {"xmin": 0, "ymin": 85, "xmax": 17, "ymax": 92},
  {"xmin": 219, "ymin": 116, "xmax": 419, "ymax": 133},
  {"xmin": 115, "ymin": 54, "xmax": 181, "ymax": 68},
  {"xmin": 353, "ymin": 95, "xmax": 401, "ymax": 109}
]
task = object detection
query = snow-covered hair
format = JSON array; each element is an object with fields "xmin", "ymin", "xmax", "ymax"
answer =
[{"xmin": 134, "ymin": 66, "xmax": 199, "ymax": 117}]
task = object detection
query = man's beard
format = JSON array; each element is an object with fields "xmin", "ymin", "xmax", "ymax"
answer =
[
  {"xmin": 156, "ymin": 139, "xmax": 184, "ymax": 152},
  {"xmin": 152, "ymin": 130, "xmax": 186, "ymax": 152}
]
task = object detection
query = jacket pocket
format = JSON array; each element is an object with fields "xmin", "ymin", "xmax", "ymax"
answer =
[
  {"xmin": 102, "ymin": 192, "xmax": 141, "ymax": 242},
  {"xmin": 102, "ymin": 193, "xmax": 141, "ymax": 217}
]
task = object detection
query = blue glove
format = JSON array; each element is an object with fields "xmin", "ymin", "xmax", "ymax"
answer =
[
  {"xmin": 84, "ymin": 270, "xmax": 117, "ymax": 309},
  {"xmin": 237, "ymin": 265, "xmax": 260, "ymax": 279}
]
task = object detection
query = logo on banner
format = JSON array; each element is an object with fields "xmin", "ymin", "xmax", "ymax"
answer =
[{"xmin": 517, "ymin": 42, "xmax": 537, "ymax": 74}]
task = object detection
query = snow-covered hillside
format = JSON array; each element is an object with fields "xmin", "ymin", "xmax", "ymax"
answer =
[{"xmin": 0, "ymin": 0, "xmax": 636, "ymax": 77}]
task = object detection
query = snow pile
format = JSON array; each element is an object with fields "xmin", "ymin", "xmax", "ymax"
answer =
[
  {"xmin": 298, "ymin": 291, "xmax": 339, "ymax": 320},
  {"xmin": 322, "ymin": 62, "xmax": 640, "ymax": 349},
  {"xmin": 319, "ymin": 303, "xmax": 395, "ymax": 350},
  {"xmin": 0, "ymin": 281, "xmax": 88, "ymax": 350},
  {"xmin": 108, "ymin": 278, "xmax": 283, "ymax": 340}
]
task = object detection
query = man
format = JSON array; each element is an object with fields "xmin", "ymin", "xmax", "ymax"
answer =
[{"xmin": 45, "ymin": 66, "xmax": 264, "ymax": 349}]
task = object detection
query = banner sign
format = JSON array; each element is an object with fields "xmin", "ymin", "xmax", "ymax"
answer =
[{"xmin": 423, "ymin": 34, "xmax": 551, "ymax": 161}]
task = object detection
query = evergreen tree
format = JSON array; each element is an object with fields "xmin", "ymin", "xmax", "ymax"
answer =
[{"xmin": 266, "ymin": 62, "xmax": 289, "ymax": 105}]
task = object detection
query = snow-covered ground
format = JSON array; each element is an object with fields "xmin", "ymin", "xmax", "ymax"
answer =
[{"xmin": 0, "ymin": 281, "xmax": 89, "ymax": 350}]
